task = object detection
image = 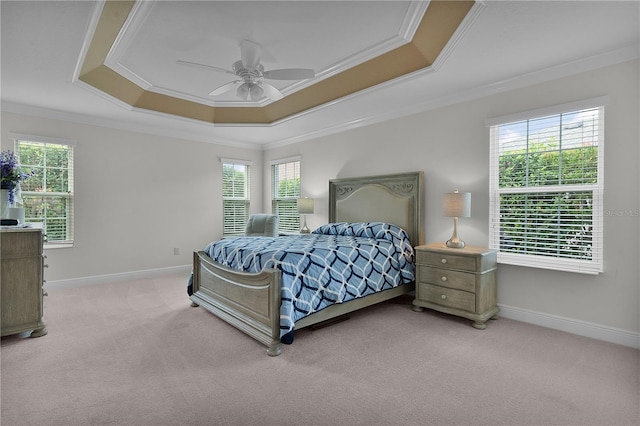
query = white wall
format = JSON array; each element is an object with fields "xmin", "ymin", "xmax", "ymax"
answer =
[
  {"xmin": 1, "ymin": 114, "xmax": 262, "ymax": 281},
  {"xmin": 265, "ymin": 59, "xmax": 640, "ymax": 337}
]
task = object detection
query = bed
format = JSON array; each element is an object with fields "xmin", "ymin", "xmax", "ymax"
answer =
[{"xmin": 189, "ymin": 172, "xmax": 424, "ymax": 356}]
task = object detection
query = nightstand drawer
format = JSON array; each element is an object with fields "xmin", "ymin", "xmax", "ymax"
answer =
[
  {"xmin": 418, "ymin": 266, "xmax": 476, "ymax": 293},
  {"xmin": 416, "ymin": 250, "xmax": 476, "ymax": 272},
  {"xmin": 418, "ymin": 283, "xmax": 475, "ymax": 312}
]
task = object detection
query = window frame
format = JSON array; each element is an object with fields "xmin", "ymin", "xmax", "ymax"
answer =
[
  {"xmin": 10, "ymin": 133, "xmax": 75, "ymax": 249},
  {"xmin": 487, "ymin": 97, "xmax": 607, "ymax": 274},
  {"xmin": 221, "ymin": 158, "xmax": 251, "ymax": 236},
  {"xmin": 270, "ymin": 156, "xmax": 301, "ymax": 233}
]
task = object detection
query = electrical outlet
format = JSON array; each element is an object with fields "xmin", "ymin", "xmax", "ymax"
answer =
[{"xmin": 173, "ymin": 248, "xmax": 180, "ymax": 256}]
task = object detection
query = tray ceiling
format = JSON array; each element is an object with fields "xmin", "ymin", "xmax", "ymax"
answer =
[{"xmin": 77, "ymin": 0, "xmax": 474, "ymax": 124}]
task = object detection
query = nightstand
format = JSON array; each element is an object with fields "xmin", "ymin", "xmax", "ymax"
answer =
[{"xmin": 412, "ymin": 243, "xmax": 498, "ymax": 329}]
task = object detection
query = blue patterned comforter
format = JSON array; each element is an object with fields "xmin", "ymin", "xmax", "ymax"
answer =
[{"xmin": 202, "ymin": 222, "xmax": 415, "ymax": 343}]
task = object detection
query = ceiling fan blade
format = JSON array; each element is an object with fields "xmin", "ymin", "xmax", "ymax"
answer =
[
  {"xmin": 260, "ymin": 82, "xmax": 284, "ymax": 101},
  {"xmin": 176, "ymin": 60, "xmax": 234, "ymax": 75},
  {"xmin": 263, "ymin": 68, "xmax": 315, "ymax": 80},
  {"xmin": 209, "ymin": 81, "xmax": 239, "ymax": 97},
  {"xmin": 240, "ymin": 40, "xmax": 261, "ymax": 69}
]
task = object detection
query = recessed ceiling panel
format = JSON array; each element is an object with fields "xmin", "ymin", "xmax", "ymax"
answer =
[{"xmin": 111, "ymin": 1, "xmax": 418, "ymax": 106}]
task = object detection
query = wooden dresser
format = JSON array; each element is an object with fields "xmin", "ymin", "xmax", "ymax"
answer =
[
  {"xmin": 412, "ymin": 243, "xmax": 498, "ymax": 329},
  {"xmin": 1, "ymin": 227, "xmax": 47, "ymax": 337}
]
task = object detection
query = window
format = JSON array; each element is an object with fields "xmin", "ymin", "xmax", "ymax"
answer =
[
  {"xmin": 222, "ymin": 159, "xmax": 250, "ymax": 235},
  {"xmin": 271, "ymin": 157, "xmax": 300, "ymax": 233},
  {"xmin": 12, "ymin": 135, "xmax": 75, "ymax": 246},
  {"xmin": 488, "ymin": 98, "xmax": 605, "ymax": 274}
]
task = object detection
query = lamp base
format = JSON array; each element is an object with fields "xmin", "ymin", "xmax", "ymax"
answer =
[
  {"xmin": 300, "ymin": 215, "xmax": 310, "ymax": 234},
  {"xmin": 446, "ymin": 217, "xmax": 465, "ymax": 249},
  {"xmin": 446, "ymin": 239, "xmax": 466, "ymax": 249}
]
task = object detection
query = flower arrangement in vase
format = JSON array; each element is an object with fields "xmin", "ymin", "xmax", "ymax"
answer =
[{"xmin": 1, "ymin": 150, "xmax": 34, "ymax": 218}]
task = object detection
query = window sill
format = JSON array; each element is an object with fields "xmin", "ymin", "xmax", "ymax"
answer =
[
  {"xmin": 497, "ymin": 252, "xmax": 602, "ymax": 275},
  {"xmin": 44, "ymin": 242, "xmax": 74, "ymax": 250}
]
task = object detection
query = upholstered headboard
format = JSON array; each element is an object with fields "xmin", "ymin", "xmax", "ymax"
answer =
[{"xmin": 328, "ymin": 172, "xmax": 424, "ymax": 246}]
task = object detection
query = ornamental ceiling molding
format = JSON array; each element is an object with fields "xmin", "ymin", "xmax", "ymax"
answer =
[{"xmin": 74, "ymin": 0, "xmax": 475, "ymax": 125}]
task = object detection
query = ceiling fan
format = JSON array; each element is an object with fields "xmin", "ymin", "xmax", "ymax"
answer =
[{"xmin": 177, "ymin": 40, "xmax": 315, "ymax": 102}]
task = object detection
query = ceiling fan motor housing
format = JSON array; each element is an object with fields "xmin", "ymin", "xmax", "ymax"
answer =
[{"xmin": 232, "ymin": 60, "xmax": 264, "ymax": 82}]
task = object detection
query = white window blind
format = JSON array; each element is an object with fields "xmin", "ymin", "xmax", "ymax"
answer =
[
  {"xmin": 271, "ymin": 157, "xmax": 300, "ymax": 233},
  {"xmin": 12, "ymin": 135, "xmax": 75, "ymax": 246},
  {"xmin": 488, "ymin": 100, "xmax": 604, "ymax": 274},
  {"xmin": 222, "ymin": 159, "xmax": 250, "ymax": 235}
]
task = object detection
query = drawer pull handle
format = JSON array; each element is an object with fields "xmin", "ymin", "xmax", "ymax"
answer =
[
  {"xmin": 441, "ymin": 294, "xmax": 447, "ymax": 300},
  {"xmin": 441, "ymin": 258, "xmax": 447, "ymax": 264},
  {"xmin": 441, "ymin": 276, "xmax": 448, "ymax": 282}
]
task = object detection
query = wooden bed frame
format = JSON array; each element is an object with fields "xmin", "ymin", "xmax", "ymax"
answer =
[{"xmin": 190, "ymin": 172, "xmax": 424, "ymax": 356}]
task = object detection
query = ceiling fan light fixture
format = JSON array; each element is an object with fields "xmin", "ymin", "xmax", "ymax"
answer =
[
  {"xmin": 236, "ymin": 83, "xmax": 250, "ymax": 101},
  {"xmin": 249, "ymin": 83, "xmax": 264, "ymax": 101}
]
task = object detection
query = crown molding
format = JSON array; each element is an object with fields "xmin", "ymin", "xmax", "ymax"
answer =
[
  {"xmin": 0, "ymin": 101, "xmax": 262, "ymax": 150},
  {"xmin": 4, "ymin": 44, "xmax": 637, "ymax": 151},
  {"xmin": 265, "ymin": 44, "xmax": 639, "ymax": 150}
]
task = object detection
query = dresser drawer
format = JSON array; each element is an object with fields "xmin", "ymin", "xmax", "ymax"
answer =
[
  {"xmin": 417, "ymin": 250, "xmax": 476, "ymax": 272},
  {"xmin": 418, "ymin": 265, "xmax": 476, "ymax": 293},
  {"xmin": 1, "ymin": 230, "xmax": 42, "ymax": 259},
  {"xmin": 417, "ymin": 283, "xmax": 475, "ymax": 312}
]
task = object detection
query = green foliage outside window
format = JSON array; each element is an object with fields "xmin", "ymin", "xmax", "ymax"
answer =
[
  {"xmin": 273, "ymin": 177, "xmax": 300, "ymax": 231},
  {"xmin": 499, "ymin": 143, "xmax": 598, "ymax": 188},
  {"xmin": 19, "ymin": 143, "xmax": 70, "ymax": 193},
  {"xmin": 222, "ymin": 164, "xmax": 247, "ymax": 198},
  {"xmin": 277, "ymin": 177, "xmax": 300, "ymax": 198},
  {"xmin": 16, "ymin": 141, "xmax": 73, "ymax": 243},
  {"xmin": 498, "ymin": 141, "xmax": 598, "ymax": 260},
  {"xmin": 271, "ymin": 160, "xmax": 301, "ymax": 233},
  {"xmin": 222, "ymin": 162, "xmax": 250, "ymax": 235}
]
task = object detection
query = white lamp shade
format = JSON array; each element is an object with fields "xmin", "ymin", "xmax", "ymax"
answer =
[
  {"xmin": 443, "ymin": 191, "xmax": 471, "ymax": 218},
  {"xmin": 298, "ymin": 197, "xmax": 314, "ymax": 214}
]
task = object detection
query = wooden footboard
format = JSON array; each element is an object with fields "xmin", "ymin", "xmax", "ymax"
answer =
[
  {"xmin": 190, "ymin": 251, "xmax": 283, "ymax": 356},
  {"xmin": 191, "ymin": 250, "xmax": 415, "ymax": 356}
]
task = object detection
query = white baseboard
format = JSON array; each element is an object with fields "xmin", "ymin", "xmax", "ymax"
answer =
[
  {"xmin": 498, "ymin": 303, "xmax": 640, "ymax": 349},
  {"xmin": 46, "ymin": 264, "xmax": 192, "ymax": 289}
]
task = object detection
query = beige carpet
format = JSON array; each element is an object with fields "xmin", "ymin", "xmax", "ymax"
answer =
[{"xmin": 1, "ymin": 271, "xmax": 638, "ymax": 426}]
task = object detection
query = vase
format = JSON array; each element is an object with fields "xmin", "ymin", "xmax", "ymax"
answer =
[
  {"xmin": 0, "ymin": 189, "xmax": 11, "ymax": 219},
  {"xmin": 1, "ymin": 189, "xmax": 11, "ymax": 219},
  {"xmin": 0, "ymin": 189, "xmax": 13, "ymax": 219}
]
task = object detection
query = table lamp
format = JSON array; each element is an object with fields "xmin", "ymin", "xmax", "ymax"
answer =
[
  {"xmin": 443, "ymin": 190, "xmax": 471, "ymax": 248},
  {"xmin": 298, "ymin": 197, "xmax": 314, "ymax": 233}
]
